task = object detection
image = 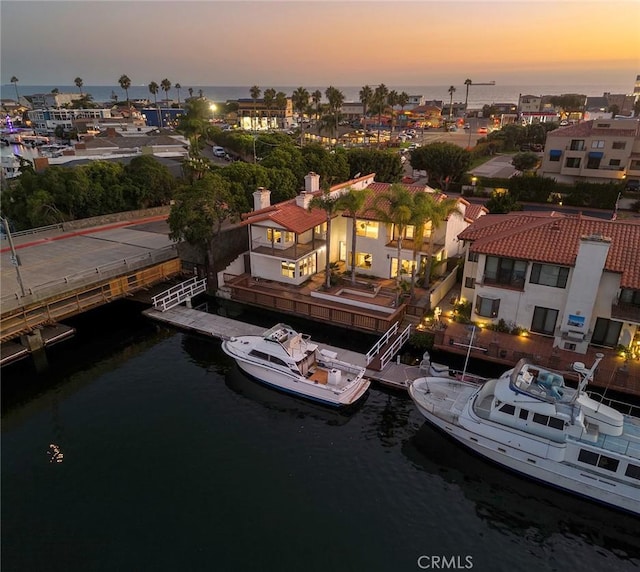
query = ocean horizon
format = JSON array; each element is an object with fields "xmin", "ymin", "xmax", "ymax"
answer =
[{"xmin": 1, "ymin": 82, "xmax": 635, "ymax": 109}]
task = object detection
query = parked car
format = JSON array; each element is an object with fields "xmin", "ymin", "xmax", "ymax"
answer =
[
  {"xmin": 212, "ymin": 146, "xmax": 226, "ymax": 157},
  {"xmin": 477, "ymin": 127, "xmax": 488, "ymax": 134}
]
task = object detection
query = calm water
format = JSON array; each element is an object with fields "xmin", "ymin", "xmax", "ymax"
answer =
[
  {"xmin": 2, "ymin": 83, "xmax": 634, "ymax": 108},
  {"xmin": 2, "ymin": 301, "xmax": 639, "ymax": 572}
]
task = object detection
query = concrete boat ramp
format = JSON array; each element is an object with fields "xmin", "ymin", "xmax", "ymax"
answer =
[{"xmin": 143, "ymin": 306, "xmax": 420, "ymax": 390}]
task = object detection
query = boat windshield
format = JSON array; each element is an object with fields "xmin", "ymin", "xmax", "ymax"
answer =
[{"xmin": 511, "ymin": 361, "xmax": 567, "ymax": 402}]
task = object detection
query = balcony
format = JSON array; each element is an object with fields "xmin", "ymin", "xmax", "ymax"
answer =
[
  {"xmin": 251, "ymin": 239, "xmax": 324, "ymax": 261},
  {"xmin": 611, "ymin": 301, "xmax": 640, "ymax": 323},
  {"xmin": 482, "ymin": 274, "xmax": 525, "ymax": 290}
]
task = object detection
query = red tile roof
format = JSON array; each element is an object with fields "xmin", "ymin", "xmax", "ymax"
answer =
[
  {"xmin": 547, "ymin": 120, "xmax": 640, "ymax": 139},
  {"xmin": 458, "ymin": 212, "xmax": 640, "ymax": 288}
]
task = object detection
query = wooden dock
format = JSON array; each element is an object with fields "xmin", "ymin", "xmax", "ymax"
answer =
[{"xmin": 143, "ymin": 306, "xmax": 416, "ymax": 390}]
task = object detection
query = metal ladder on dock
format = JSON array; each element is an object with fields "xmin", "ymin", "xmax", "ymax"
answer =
[
  {"xmin": 151, "ymin": 277, "xmax": 207, "ymax": 312},
  {"xmin": 365, "ymin": 322, "xmax": 412, "ymax": 371}
]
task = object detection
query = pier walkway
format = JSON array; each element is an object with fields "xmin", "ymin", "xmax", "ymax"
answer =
[{"xmin": 143, "ymin": 306, "xmax": 418, "ymax": 389}]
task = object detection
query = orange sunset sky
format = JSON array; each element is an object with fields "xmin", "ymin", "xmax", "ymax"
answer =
[{"xmin": 1, "ymin": 0, "xmax": 638, "ymax": 86}]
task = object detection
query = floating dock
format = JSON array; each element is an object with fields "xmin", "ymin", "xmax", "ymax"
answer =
[{"xmin": 143, "ymin": 306, "xmax": 417, "ymax": 390}]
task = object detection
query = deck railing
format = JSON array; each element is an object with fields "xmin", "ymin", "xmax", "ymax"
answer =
[{"xmin": 152, "ymin": 277, "xmax": 207, "ymax": 312}]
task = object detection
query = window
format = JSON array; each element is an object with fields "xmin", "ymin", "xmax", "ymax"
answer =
[
  {"xmin": 267, "ymin": 229, "xmax": 293, "ymax": 244},
  {"xmin": 356, "ymin": 220, "xmax": 379, "ymax": 239},
  {"xmin": 548, "ymin": 417, "xmax": 564, "ymax": 430},
  {"xmin": 612, "ymin": 141, "xmax": 626, "ymax": 150},
  {"xmin": 475, "ymin": 295, "xmax": 500, "ymax": 318},
  {"xmin": 586, "ymin": 155, "xmax": 602, "ymax": 169},
  {"xmin": 533, "ymin": 413, "xmax": 549, "ymax": 425},
  {"xmin": 499, "ymin": 404, "xmax": 515, "ymax": 415},
  {"xmin": 609, "ymin": 159, "xmax": 621, "ymax": 167},
  {"xmin": 468, "ymin": 251, "xmax": 479, "ymax": 262},
  {"xmin": 531, "ymin": 307, "xmax": 558, "ymax": 335},
  {"xmin": 565, "ymin": 157, "xmax": 581, "ymax": 168},
  {"xmin": 626, "ymin": 464, "xmax": 640, "ymax": 480},
  {"xmin": 619, "ymin": 289, "xmax": 640, "ymax": 306},
  {"xmin": 597, "ymin": 455, "xmax": 619, "ymax": 472},
  {"xmin": 591, "ymin": 318, "xmax": 622, "ymax": 347},
  {"xmin": 464, "ymin": 277, "xmax": 476, "ymax": 289},
  {"xmin": 391, "ymin": 257, "xmax": 416, "ymax": 278},
  {"xmin": 249, "ymin": 349, "xmax": 270, "ymax": 361},
  {"xmin": 578, "ymin": 449, "xmax": 599, "ymax": 466},
  {"xmin": 530, "ymin": 263, "xmax": 569, "ymax": 288},
  {"xmin": 519, "ymin": 409, "xmax": 529, "ymax": 420},
  {"xmin": 355, "ymin": 252, "xmax": 373, "ymax": 269},
  {"xmin": 569, "ymin": 140, "xmax": 585, "ymax": 151},
  {"xmin": 484, "ymin": 256, "xmax": 527, "ymax": 288},
  {"xmin": 269, "ymin": 355, "xmax": 288, "ymax": 367},
  {"xmin": 299, "ymin": 254, "xmax": 316, "ymax": 277},
  {"xmin": 578, "ymin": 449, "xmax": 619, "ymax": 472},
  {"xmin": 591, "ymin": 140, "xmax": 605, "ymax": 149},
  {"xmin": 281, "ymin": 261, "xmax": 295, "ymax": 278}
]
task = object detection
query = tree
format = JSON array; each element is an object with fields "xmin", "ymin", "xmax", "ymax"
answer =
[
  {"xmin": 176, "ymin": 97, "xmax": 211, "ymax": 157},
  {"xmin": 263, "ymin": 88, "xmax": 276, "ymax": 129},
  {"xmin": 148, "ymin": 81, "xmax": 161, "ymax": 127},
  {"xmin": 387, "ymin": 90, "xmax": 398, "ymax": 137},
  {"xmin": 10, "ymin": 76, "xmax": 19, "ymax": 101},
  {"xmin": 485, "ymin": 190, "xmax": 522, "ymax": 214},
  {"xmin": 292, "ymin": 86, "xmax": 310, "ymax": 146},
  {"xmin": 161, "ymin": 78, "xmax": 172, "ymax": 107},
  {"xmin": 410, "ymin": 142, "xmax": 472, "ymax": 191},
  {"xmin": 448, "ymin": 85, "xmax": 456, "ymax": 119},
  {"xmin": 372, "ymin": 84, "xmax": 389, "ymax": 144},
  {"xmin": 250, "ymin": 85, "xmax": 261, "ymax": 131},
  {"xmin": 188, "ymin": 87, "xmax": 194, "ymax": 99},
  {"xmin": 608, "ymin": 103, "xmax": 620, "ymax": 117},
  {"xmin": 123, "ymin": 155, "xmax": 175, "ymax": 208},
  {"xmin": 74, "ymin": 77, "xmax": 84, "ymax": 96},
  {"xmin": 311, "ymin": 89, "xmax": 322, "ymax": 122},
  {"xmin": 369, "ymin": 183, "xmax": 414, "ymax": 303},
  {"xmin": 511, "ymin": 151, "xmax": 540, "ymax": 173},
  {"xmin": 275, "ymin": 92, "xmax": 288, "ymax": 130},
  {"xmin": 397, "ymin": 91, "xmax": 410, "ymax": 129},
  {"xmin": 168, "ymin": 173, "xmax": 238, "ymax": 283},
  {"xmin": 308, "ymin": 188, "xmax": 342, "ymax": 289},
  {"xmin": 325, "ymin": 86, "xmax": 345, "ymax": 141},
  {"xmin": 359, "ymin": 85, "xmax": 373, "ymax": 138},
  {"xmin": 337, "ymin": 187, "xmax": 370, "ymax": 285},
  {"xmin": 346, "ymin": 148, "xmax": 403, "ymax": 183},
  {"xmin": 119, "ymin": 74, "xmax": 132, "ymax": 113},
  {"xmin": 175, "ymin": 83, "xmax": 182, "ymax": 106}
]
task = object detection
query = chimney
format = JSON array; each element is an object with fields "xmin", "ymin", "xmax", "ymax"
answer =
[
  {"xmin": 252, "ymin": 187, "xmax": 271, "ymax": 211},
  {"xmin": 304, "ymin": 171, "xmax": 320, "ymax": 193},
  {"xmin": 295, "ymin": 191, "xmax": 314, "ymax": 209}
]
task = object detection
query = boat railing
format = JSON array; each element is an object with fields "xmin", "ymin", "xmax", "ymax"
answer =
[{"xmin": 586, "ymin": 392, "xmax": 640, "ymax": 417}]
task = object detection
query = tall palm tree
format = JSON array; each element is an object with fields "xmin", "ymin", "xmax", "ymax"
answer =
[
  {"xmin": 119, "ymin": 74, "xmax": 132, "ymax": 111},
  {"xmin": 464, "ymin": 78, "xmax": 472, "ymax": 117},
  {"xmin": 372, "ymin": 84, "xmax": 389, "ymax": 145},
  {"xmin": 337, "ymin": 187, "xmax": 370, "ymax": 286},
  {"xmin": 308, "ymin": 188, "xmax": 342, "ymax": 289},
  {"xmin": 387, "ymin": 90, "xmax": 399, "ymax": 138},
  {"xmin": 74, "ymin": 77, "xmax": 84, "ymax": 96},
  {"xmin": 250, "ymin": 85, "xmax": 261, "ymax": 131},
  {"xmin": 263, "ymin": 88, "xmax": 276, "ymax": 129},
  {"xmin": 448, "ymin": 85, "xmax": 456, "ymax": 120},
  {"xmin": 175, "ymin": 83, "xmax": 182, "ymax": 106},
  {"xmin": 359, "ymin": 85, "xmax": 373, "ymax": 140},
  {"xmin": 370, "ymin": 183, "xmax": 413, "ymax": 304},
  {"xmin": 325, "ymin": 86, "xmax": 345, "ymax": 141},
  {"xmin": 161, "ymin": 78, "xmax": 172, "ymax": 107},
  {"xmin": 188, "ymin": 87, "xmax": 194, "ymax": 99},
  {"xmin": 311, "ymin": 89, "xmax": 322, "ymax": 122},
  {"xmin": 10, "ymin": 76, "xmax": 19, "ymax": 101},
  {"xmin": 292, "ymin": 86, "xmax": 309, "ymax": 146},
  {"xmin": 275, "ymin": 91, "xmax": 288, "ymax": 129},
  {"xmin": 397, "ymin": 91, "xmax": 409, "ymax": 130},
  {"xmin": 148, "ymin": 81, "xmax": 161, "ymax": 127}
]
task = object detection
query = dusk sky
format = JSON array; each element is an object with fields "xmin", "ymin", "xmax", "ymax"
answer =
[{"xmin": 2, "ymin": 0, "xmax": 639, "ymax": 87}]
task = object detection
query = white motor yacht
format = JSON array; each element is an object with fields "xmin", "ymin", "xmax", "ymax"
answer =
[
  {"xmin": 409, "ymin": 354, "xmax": 640, "ymax": 515},
  {"xmin": 221, "ymin": 323, "xmax": 370, "ymax": 408}
]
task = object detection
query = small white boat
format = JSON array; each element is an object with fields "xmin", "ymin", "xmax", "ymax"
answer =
[
  {"xmin": 221, "ymin": 323, "xmax": 370, "ymax": 407},
  {"xmin": 409, "ymin": 354, "xmax": 640, "ymax": 515}
]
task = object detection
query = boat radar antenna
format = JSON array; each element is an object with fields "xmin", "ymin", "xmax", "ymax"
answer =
[{"xmin": 571, "ymin": 352, "xmax": 604, "ymax": 400}]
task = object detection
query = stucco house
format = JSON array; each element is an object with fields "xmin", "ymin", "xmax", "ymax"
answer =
[{"xmin": 458, "ymin": 212, "xmax": 640, "ymax": 356}]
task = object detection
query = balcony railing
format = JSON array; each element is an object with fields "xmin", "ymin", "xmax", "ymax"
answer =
[
  {"xmin": 611, "ymin": 301, "xmax": 640, "ymax": 323},
  {"xmin": 482, "ymin": 274, "xmax": 525, "ymax": 290}
]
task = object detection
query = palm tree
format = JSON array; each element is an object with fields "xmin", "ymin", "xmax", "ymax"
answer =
[
  {"xmin": 359, "ymin": 85, "xmax": 373, "ymax": 140},
  {"xmin": 337, "ymin": 187, "xmax": 370, "ymax": 286},
  {"xmin": 370, "ymin": 183, "xmax": 414, "ymax": 304},
  {"xmin": 448, "ymin": 85, "xmax": 456, "ymax": 120},
  {"xmin": 263, "ymin": 88, "xmax": 276, "ymax": 129},
  {"xmin": 464, "ymin": 78, "xmax": 472, "ymax": 117},
  {"xmin": 148, "ymin": 81, "xmax": 161, "ymax": 127},
  {"xmin": 311, "ymin": 89, "xmax": 322, "ymax": 122},
  {"xmin": 188, "ymin": 87, "xmax": 194, "ymax": 99},
  {"xmin": 308, "ymin": 188, "xmax": 342, "ymax": 289},
  {"xmin": 250, "ymin": 85, "xmax": 261, "ymax": 131},
  {"xmin": 119, "ymin": 74, "xmax": 132, "ymax": 111},
  {"xmin": 275, "ymin": 91, "xmax": 288, "ymax": 129},
  {"xmin": 372, "ymin": 84, "xmax": 389, "ymax": 145},
  {"xmin": 74, "ymin": 77, "xmax": 84, "ymax": 96},
  {"xmin": 292, "ymin": 86, "xmax": 309, "ymax": 146},
  {"xmin": 325, "ymin": 86, "xmax": 345, "ymax": 141},
  {"xmin": 397, "ymin": 91, "xmax": 409, "ymax": 130},
  {"xmin": 175, "ymin": 83, "xmax": 182, "ymax": 106},
  {"xmin": 161, "ymin": 78, "xmax": 172, "ymax": 107},
  {"xmin": 387, "ymin": 90, "xmax": 399, "ymax": 138},
  {"xmin": 10, "ymin": 76, "xmax": 19, "ymax": 101}
]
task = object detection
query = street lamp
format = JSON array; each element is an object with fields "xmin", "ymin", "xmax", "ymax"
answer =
[
  {"xmin": 2, "ymin": 217, "xmax": 27, "ymax": 297},
  {"xmin": 210, "ymin": 103, "xmax": 217, "ymax": 122}
]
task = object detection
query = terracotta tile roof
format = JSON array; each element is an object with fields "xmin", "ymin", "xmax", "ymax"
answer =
[
  {"xmin": 459, "ymin": 212, "xmax": 640, "ymax": 288},
  {"xmin": 462, "ymin": 203, "xmax": 488, "ymax": 222},
  {"xmin": 356, "ymin": 182, "xmax": 441, "ymax": 219},
  {"xmin": 547, "ymin": 120, "xmax": 640, "ymax": 139}
]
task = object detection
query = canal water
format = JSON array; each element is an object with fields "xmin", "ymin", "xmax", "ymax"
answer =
[{"xmin": 2, "ymin": 301, "xmax": 639, "ymax": 572}]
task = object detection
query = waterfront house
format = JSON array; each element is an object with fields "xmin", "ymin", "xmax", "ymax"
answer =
[
  {"xmin": 539, "ymin": 117, "xmax": 640, "ymax": 187},
  {"xmin": 458, "ymin": 212, "xmax": 640, "ymax": 357}
]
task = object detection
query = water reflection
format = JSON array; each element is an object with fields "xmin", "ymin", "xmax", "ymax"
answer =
[
  {"xmin": 224, "ymin": 364, "xmax": 359, "ymax": 427},
  {"xmin": 403, "ymin": 422, "xmax": 640, "ymax": 562}
]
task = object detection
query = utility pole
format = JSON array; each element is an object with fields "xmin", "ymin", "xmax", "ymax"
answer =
[{"xmin": 2, "ymin": 217, "xmax": 27, "ymax": 297}]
